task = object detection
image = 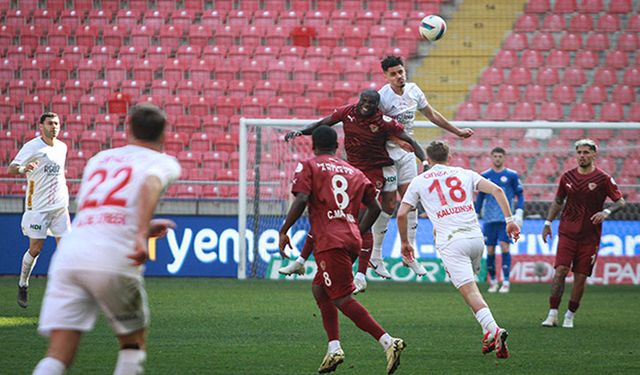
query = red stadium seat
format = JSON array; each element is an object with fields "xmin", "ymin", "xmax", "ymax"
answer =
[
  {"xmin": 612, "ymin": 85, "xmax": 635, "ymax": 105},
  {"xmin": 608, "ymin": 0, "xmax": 632, "ymax": 13},
  {"xmin": 510, "ymin": 102, "xmax": 536, "ymax": 121},
  {"xmin": 79, "ymin": 95, "xmax": 101, "ymax": 117},
  {"xmin": 596, "ymin": 13, "xmax": 621, "ymax": 33},
  {"xmin": 306, "ymin": 81, "xmax": 332, "ymax": 99},
  {"xmin": 582, "ymin": 85, "xmax": 608, "ymax": 104},
  {"xmin": 21, "ymin": 59, "xmax": 45, "ymax": 81},
  {"xmin": 503, "ymin": 32, "xmax": 528, "ymax": 51},
  {"xmin": 552, "ymin": 84, "xmax": 576, "ymax": 104},
  {"xmin": 483, "ymin": 102, "xmax": 509, "ymax": 121},
  {"xmin": 593, "ymin": 67, "xmax": 618, "ymax": 87},
  {"xmin": 87, "ymin": 9, "xmax": 112, "ymax": 27},
  {"xmin": 585, "ymin": 33, "xmax": 609, "ymax": 51},
  {"xmin": 616, "ymin": 33, "xmax": 638, "ymax": 53},
  {"xmin": 469, "ymin": 85, "xmax": 493, "ymax": 104},
  {"xmin": 130, "ymin": 60, "xmax": 155, "ymax": 82},
  {"xmin": 559, "ymin": 33, "xmax": 583, "ymax": 51},
  {"xmin": 603, "ymin": 50, "xmax": 628, "ymax": 70},
  {"xmin": 369, "ymin": 25, "xmax": 394, "ymax": 48},
  {"xmin": 252, "ymin": 80, "xmax": 278, "ymax": 98},
  {"xmin": 524, "ymin": 84, "xmax": 547, "ymax": 103},
  {"xmin": 497, "ymin": 84, "xmax": 520, "ymax": 103},
  {"xmin": 525, "ymin": 0, "xmax": 550, "ymax": 13},
  {"xmin": 51, "ymin": 95, "xmax": 72, "ymax": 116},
  {"xmin": 455, "ymin": 102, "xmax": 481, "ymax": 121},
  {"xmin": 64, "ymin": 79, "xmax": 88, "ymax": 99},
  {"xmin": 579, "ymin": 0, "xmax": 603, "ymax": 13},
  {"xmin": 203, "ymin": 80, "xmax": 228, "ymax": 97},
  {"xmin": 506, "ymin": 67, "xmax": 532, "ymax": 86},
  {"xmin": 159, "ymin": 26, "xmax": 182, "ymax": 51},
  {"xmin": 546, "ymin": 50, "xmax": 570, "ymax": 68},
  {"xmin": 215, "ymin": 97, "xmax": 240, "ymax": 117},
  {"xmin": 165, "ymin": 96, "xmax": 187, "ymax": 116},
  {"xmin": 9, "ymin": 80, "xmax": 31, "ymax": 98},
  {"xmin": 176, "ymin": 46, "xmax": 202, "ymax": 63},
  {"xmin": 568, "ymin": 13, "xmax": 593, "ymax": 32},
  {"xmin": 493, "ymin": 50, "xmax": 518, "ymax": 69},
  {"xmin": 554, "ymin": 0, "xmax": 577, "ymax": 13},
  {"xmin": 5, "ymin": 10, "xmax": 26, "ymax": 27},
  {"xmin": 173, "ymin": 10, "xmax": 197, "ymax": 29},
  {"xmin": 479, "ymin": 67, "xmax": 504, "ymax": 86},
  {"xmin": 292, "ymin": 60, "xmax": 317, "ymax": 82},
  {"xmin": 292, "ymin": 97, "xmax": 317, "ymax": 117},
  {"xmin": 514, "ymin": 14, "xmax": 539, "ymax": 32},
  {"xmin": 542, "ymin": 14, "xmax": 565, "ymax": 32},
  {"xmin": 115, "ymin": 10, "xmax": 140, "ymax": 31},
  {"xmin": 104, "ymin": 60, "xmax": 128, "ymax": 82},
  {"xmin": 521, "ymin": 50, "xmax": 544, "ymax": 69},
  {"xmin": 563, "ymin": 68, "xmax": 586, "ymax": 86},
  {"xmin": 150, "ymin": 80, "xmax": 172, "ymax": 96},
  {"xmin": 267, "ymin": 60, "xmax": 291, "ymax": 81},
  {"xmin": 119, "ymin": 46, "xmax": 144, "ymax": 64},
  {"xmin": 600, "ymin": 102, "xmax": 624, "ymax": 122},
  {"xmin": 623, "ymin": 68, "xmax": 640, "ymax": 87},
  {"xmin": 163, "ymin": 59, "xmax": 186, "ymax": 81},
  {"xmin": 539, "ymin": 102, "xmax": 564, "ymax": 121},
  {"xmin": 574, "ymin": 50, "xmax": 598, "ymax": 69},
  {"xmin": 537, "ymin": 67, "xmax": 560, "ymax": 86},
  {"xmin": 394, "ymin": 26, "xmax": 420, "ymax": 53},
  {"xmin": 569, "ymin": 103, "xmax": 595, "ymax": 121}
]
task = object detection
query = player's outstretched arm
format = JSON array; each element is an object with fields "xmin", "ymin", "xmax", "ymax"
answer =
[
  {"xmin": 284, "ymin": 115, "xmax": 338, "ymax": 142},
  {"xmin": 478, "ymin": 179, "xmax": 520, "ymax": 241},
  {"xmin": 419, "ymin": 104, "xmax": 473, "ymax": 138},
  {"xmin": 542, "ymin": 195, "xmax": 565, "ymax": 243},
  {"xmin": 278, "ymin": 193, "xmax": 309, "ymax": 258},
  {"xmin": 396, "ymin": 131, "xmax": 427, "ymax": 163},
  {"xmin": 397, "ymin": 202, "xmax": 416, "ymax": 262},
  {"xmin": 7, "ymin": 161, "xmax": 39, "ymax": 175},
  {"xmin": 129, "ymin": 175, "xmax": 165, "ymax": 266}
]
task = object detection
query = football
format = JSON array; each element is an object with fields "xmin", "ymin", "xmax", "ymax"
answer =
[{"xmin": 419, "ymin": 15, "xmax": 447, "ymax": 41}]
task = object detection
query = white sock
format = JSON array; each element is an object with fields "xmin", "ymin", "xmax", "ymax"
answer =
[
  {"xmin": 113, "ymin": 349, "xmax": 146, "ymax": 375},
  {"xmin": 548, "ymin": 309, "xmax": 558, "ymax": 317},
  {"xmin": 565, "ymin": 310, "xmax": 574, "ymax": 319},
  {"xmin": 295, "ymin": 257, "xmax": 306, "ymax": 265},
  {"xmin": 407, "ymin": 210, "xmax": 418, "ymax": 247},
  {"xmin": 502, "ymin": 281, "xmax": 510, "ymax": 287},
  {"xmin": 19, "ymin": 250, "xmax": 37, "ymax": 287},
  {"xmin": 372, "ymin": 212, "xmax": 391, "ymax": 260},
  {"xmin": 378, "ymin": 333, "xmax": 393, "ymax": 350},
  {"xmin": 328, "ymin": 340, "xmax": 341, "ymax": 353},
  {"xmin": 33, "ymin": 357, "xmax": 66, "ymax": 375},
  {"xmin": 474, "ymin": 307, "xmax": 498, "ymax": 334}
]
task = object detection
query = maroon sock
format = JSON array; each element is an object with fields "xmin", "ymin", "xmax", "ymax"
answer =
[
  {"xmin": 300, "ymin": 235, "xmax": 313, "ymax": 260},
  {"xmin": 568, "ymin": 300, "xmax": 580, "ymax": 313},
  {"xmin": 316, "ymin": 294, "xmax": 339, "ymax": 341},
  {"xmin": 550, "ymin": 296, "xmax": 561, "ymax": 309},
  {"xmin": 338, "ymin": 298, "xmax": 385, "ymax": 341},
  {"xmin": 357, "ymin": 232, "xmax": 373, "ymax": 274}
]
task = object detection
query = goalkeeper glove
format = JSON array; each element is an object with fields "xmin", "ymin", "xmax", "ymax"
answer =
[
  {"xmin": 514, "ymin": 208, "xmax": 524, "ymax": 227},
  {"xmin": 284, "ymin": 130, "xmax": 302, "ymax": 142}
]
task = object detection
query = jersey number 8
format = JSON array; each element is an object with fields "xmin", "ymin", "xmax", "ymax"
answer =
[{"xmin": 331, "ymin": 174, "xmax": 349, "ymax": 209}]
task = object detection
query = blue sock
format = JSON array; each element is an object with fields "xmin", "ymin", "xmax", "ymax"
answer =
[
  {"xmin": 502, "ymin": 252, "xmax": 511, "ymax": 283},
  {"xmin": 487, "ymin": 254, "xmax": 496, "ymax": 281}
]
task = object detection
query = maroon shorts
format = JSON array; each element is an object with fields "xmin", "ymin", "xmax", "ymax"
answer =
[
  {"xmin": 555, "ymin": 235, "xmax": 600, "ymax": 276},
  {"xmin": 361, "ymin": 167, "xmax": 385, "ymax": 192},
  {"xmin": 313, "ymin": 248, "xmax": 358, "ymax": 300}
]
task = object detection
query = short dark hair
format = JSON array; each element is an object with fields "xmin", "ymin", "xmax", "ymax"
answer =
[
  {"xmin": 426, "ymin": 140, "xmax": 450, "ymax": 162},
  {"xmin": 360, "ymin": 89, "xmax": 380, "ymax": 102},
  {"xmin": 39, "ymin": 112, "xmax": 59, "ymax": 124},
  {"xmin": 575, "ymin": 138, "xmax": 597, "ymax": 152},
  {"xmin": 381, "ymin": 55, "xmax": 404, "ymax": 72},
  {"xmin": 128, "ymin": 103, "xmax": 167, "ymax": 142},
  {"xmin": 312, "ymin": 125, "xmax": 337, "ymax": 151},
  {"xmin": 491, "ymin": 147, "xmax": 506, "ymax": 155}
]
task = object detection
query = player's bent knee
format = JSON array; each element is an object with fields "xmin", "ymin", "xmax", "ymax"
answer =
[{"xmin": 555, "ymin": 266, "xmax": 570, "ymax": 277}]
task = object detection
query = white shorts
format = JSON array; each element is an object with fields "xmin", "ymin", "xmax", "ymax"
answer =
[
  {"xmin": 21, "ymin": 207, "xmax": 70, "ymax": 239},
  {"xmin": 438, "ymin": 237, "xmax": 484, "ymax": 289},
  {"xmin": 393, "ymin": 151, "xmax": 419, "ymax": 186},
  {"xmin": 38, "ymin": 270, "xmax": 149, "ymax": 337},
  {"xmin": 382, "ymin": 165, "xmax": 397, "ymax": 192}
]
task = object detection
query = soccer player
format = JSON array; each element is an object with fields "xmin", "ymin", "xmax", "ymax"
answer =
[
  {"xmin": 33, "ymin": 104, "xmax": 181, "ymax": 375},
  {"xmin": 374, "ymin": 55, "xmax": 475, "ymax": 278},
  {"xmin": 281, "ymin": 89, "xmax": 427, "ymax": 283},
  {"xmin": 7, "ymin": 112, "xmax": 70, "ymax": 308},
  {"xmin": 541, "ymin": 139, "xmax": 625, "ymax": 329},
  {"xmin": 475, "ymin": 147, "xmax": 524, "ymax": 293},
  {"xmin": 397, "ymin": 140, "xmax": 519, "ymax": 359},
  {"xmin": 278, "ymin": 125, "xmax": 405, "ymax": 374}
]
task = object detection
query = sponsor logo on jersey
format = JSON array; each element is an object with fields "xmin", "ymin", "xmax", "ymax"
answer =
[
  {"xmin": 43, "ymin": 163, "xmax": 61, "ymax": 175},
  {"xmin": 588, "ymin": 182, "xmax": 597, "ymax": 191}
]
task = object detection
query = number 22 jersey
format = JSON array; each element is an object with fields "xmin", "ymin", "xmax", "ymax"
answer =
[
  {"xmin": 49, "ymin": 145, "xmax": 181, "ymax": 277},
  {"xmin": 402, "ymin": 164, "xmax": 484, "ymax": 247}
]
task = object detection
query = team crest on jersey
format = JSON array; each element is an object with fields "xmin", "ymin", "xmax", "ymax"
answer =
[
  {"xmin": 369, "ymin": 124, "xmax": 379, "ymax": 133},
  {"xmin": 588, "ymin": 182, "xmax": 597, "ymax": 191},
  {"xmin": 500, "ymin": 176, "xmax": 508, "ymax": 183},
  {"xmin": 375, "ymin": 180, "xmax": 383, "ymax": 189},
  {"xmin": 295, "ymin": 162, "xmax": 303, "ymax": 173},
  {"xmin": 320, "ymin": 260, "xmax": 326, "ymax": 270}
]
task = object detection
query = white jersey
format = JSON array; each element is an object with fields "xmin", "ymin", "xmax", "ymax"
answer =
[
  {"xmin": 402, "ymin": 164, "xmax": 484, "ymax": 247},
  {"xmin": 379, "ymin": 83, "xmax": 429, "ymax": 160},
  {"xmin": 49, "ymin": 145, "xmax": 181, "ymax": 277},
  {"xmin": 11, "ymin": 137, "xmax": 69, "ymax": 212}
]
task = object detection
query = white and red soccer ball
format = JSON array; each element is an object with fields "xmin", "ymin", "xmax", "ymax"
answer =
[{"xmin": 419, "ymin": 15, "xmax": 447, "ymax": 41}]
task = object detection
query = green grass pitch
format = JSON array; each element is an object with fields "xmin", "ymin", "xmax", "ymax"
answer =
[{"xmin": 1, "ymin": 278, "xmax": 639, "ymax": 374}]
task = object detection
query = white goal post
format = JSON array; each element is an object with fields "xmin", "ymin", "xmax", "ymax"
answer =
[{"xmin": 237, "ymin": 119, "xmax": 639, "ymax": 280}]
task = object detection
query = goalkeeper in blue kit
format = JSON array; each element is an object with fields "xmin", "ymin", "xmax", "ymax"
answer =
[{"xmin": 475, "ymin": 147, "xmax": 524, "ymax": 293}]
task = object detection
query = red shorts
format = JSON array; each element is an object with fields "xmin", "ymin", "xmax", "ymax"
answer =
[
  {"xmin": 555, "ymin": 235, "xmax": 600, "ymax": 276},
  {"xmin": 361, "ymin": 167, "xmax": 385, "ymax": 192},
  {"xmin": 313, "ymin": 248, "xmax": 358, "ymax": 300}
]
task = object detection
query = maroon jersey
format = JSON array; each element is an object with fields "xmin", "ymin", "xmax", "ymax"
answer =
[
  {"xmin": 329, "ymin": 104, "xmax": 405, "ymax": 170},
  {"xmin": 556, "ymin": 168, "xmax": 622, "ymax": 242},
  {"xmin": 291, "ymin": 154, "xmax": 377, "ymax": 253}
]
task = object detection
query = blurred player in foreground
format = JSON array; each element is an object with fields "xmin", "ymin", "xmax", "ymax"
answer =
[
  {"xmin": 541, "ymin": 139, "xmax": 625, "ymax": 328},
  {"xmin": 8, "ymin": 112, "xmax": 70, "ymax": 308},
  {"xmin": 33, "ymin": 104, "xmax": 181, "ymax": 375},
  {"xmin": 373, "ymin": 55, "xmax": 474, "ymax": 278},
  {"xmin": 397, "ymin": 140, "xmax": 519, "ymax": 359},
  {"xmin": 281, "ymin": 89, "xmax": 427, "ymax": 285},
  {"xmin": 475, "ymin": 147, "xmax": 524, "ymax": 293},
  {"xmin": 279, "ymin": 126, "xmax": 405, "ymax": 374}
]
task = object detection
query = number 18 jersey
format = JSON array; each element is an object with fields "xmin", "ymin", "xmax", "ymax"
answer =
[
  {"xmin": 402, "ymin": 164, "xmax": 484, "ymax": 247},
  {"xmin": 291, "ymin": 154, "xmax": 377, "ymax": 254},
  {"xmin": 49, "ymin": 145, "xmax": 181, "ymax": 277}
]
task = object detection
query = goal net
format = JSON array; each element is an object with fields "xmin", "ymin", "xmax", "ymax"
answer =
[{"xmin": 238, "ymin": 119, "xmax": 640, "ymax": 280}]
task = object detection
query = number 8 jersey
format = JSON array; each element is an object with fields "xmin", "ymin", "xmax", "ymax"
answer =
[
  {"xmin": 291, "ymin": 154, "xmax": 377, "ymax": 254},
  {"xmin": 49, "ymin": 145, "xmax": 181, "ymax": 277},
  {"xmin": 402, "ymin": 164, "xmax": 484, "ymax": 247}
]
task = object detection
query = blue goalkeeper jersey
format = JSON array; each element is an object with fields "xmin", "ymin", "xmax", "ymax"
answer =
[{"xmin": 475, "ymin": 168, "xmax": 524, "ymax": 223}]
